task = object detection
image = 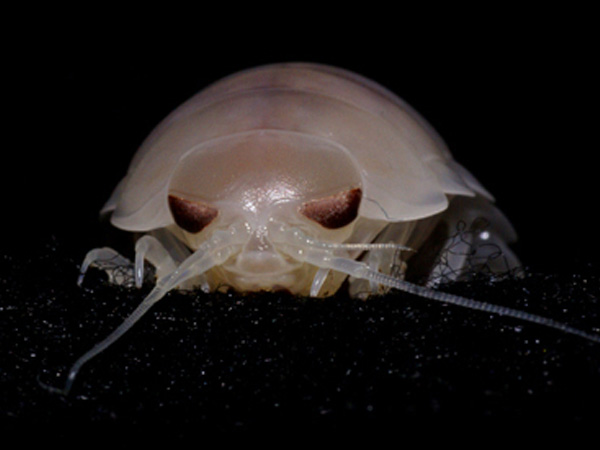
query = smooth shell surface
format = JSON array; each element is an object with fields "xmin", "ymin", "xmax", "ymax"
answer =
[{"xmin": 103, "ymin": 63, "xmax": 491, "ymax": 233}]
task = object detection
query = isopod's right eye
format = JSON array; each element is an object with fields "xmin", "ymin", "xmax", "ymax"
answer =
[
  {"xmin": 300, "ymin": 188, "xmax": 362, "ymax": 229},
  {"xmin": 168, "ymin": 195, "xmax": 219, "ymax": 234}
]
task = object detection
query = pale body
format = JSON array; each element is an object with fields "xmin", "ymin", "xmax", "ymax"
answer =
[
  {"xmin": 47, "ymin": 63, "xmax": 599, "ymax": 396},
  {"xmin": 99, "ymin": 63, "xmax": 518, "ymax": 296}
]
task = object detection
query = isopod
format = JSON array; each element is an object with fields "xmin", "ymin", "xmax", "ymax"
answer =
[{"xmin": 47, "ymin": 63, "xmax": 600, "ymax": 394}]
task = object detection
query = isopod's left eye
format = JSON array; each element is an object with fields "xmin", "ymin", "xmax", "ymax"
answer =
[
  {"xmin": 300, "ymin": 188, "xmax": 362, "ymax": 229},
  {"xmin": 168, "ymin": 195, "xmax": 219, "ymax": 234}
]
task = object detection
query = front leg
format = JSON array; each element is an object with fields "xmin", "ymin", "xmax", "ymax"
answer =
[
  {"xmin": 78, "ymin": 247, "xmax": 136, "ymax": 287},
  {"xmin": 79, "ymin": 229, "xmax": 208, "ymax": 291}
]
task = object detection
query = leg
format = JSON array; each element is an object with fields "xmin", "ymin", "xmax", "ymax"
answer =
[
  {"xmin": 142, "ymin": 229, "xmax": 209, "ymax": 291},
  {"xmin": 310, "ymin": 268, "xmax": 330, "ymax": 297},
  {"xmin": 78, "ymin": 247, "xmax": 135, "ymax": 287},
  {"xmin": 134, "ymin": 235, "xmax": 179, "ymax": 287}
]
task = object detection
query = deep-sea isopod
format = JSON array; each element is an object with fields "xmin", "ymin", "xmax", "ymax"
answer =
[{"xmin": 46, "ymin": 63, "xmax": 600, "ymax": 394}]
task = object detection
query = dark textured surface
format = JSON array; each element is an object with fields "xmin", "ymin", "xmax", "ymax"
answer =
[{"xmin": 2, "ymin": 237, "xmax": 600, "ymax": 443}]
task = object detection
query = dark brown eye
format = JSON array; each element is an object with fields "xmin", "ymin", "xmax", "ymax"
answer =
[
  {"xmin": 300, "ymin": 188, "xmax": 362, "ymax": 229},
  {"xmin": 168, "ymin": 195, "xmax": 218, "ymax": 234}
]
